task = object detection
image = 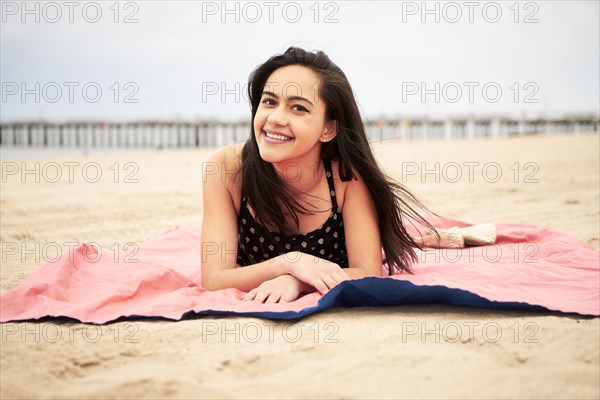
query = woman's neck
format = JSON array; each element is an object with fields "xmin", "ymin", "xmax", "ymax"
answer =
[{"xmin": 271, "ymin": 154, "xmax": 324, "ymax": 195}]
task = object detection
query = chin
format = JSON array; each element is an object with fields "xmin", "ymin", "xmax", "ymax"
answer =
[{"xmin": 257, "ymin": 148, "xmax": 284, "ymax": 164}]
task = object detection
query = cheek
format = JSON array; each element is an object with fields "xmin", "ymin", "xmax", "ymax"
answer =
[
  {"xmin": 253, "ymin": 109, "xmax": 267, "ymax": 130},
  {"xmin": 252, "ymin": 118, "xmax": 262, "ymax": 137}
]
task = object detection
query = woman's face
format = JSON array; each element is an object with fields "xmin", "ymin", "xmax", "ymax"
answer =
[{"xmin": 253, "ymin": 65, "xmax": 336, "ymax": 166}]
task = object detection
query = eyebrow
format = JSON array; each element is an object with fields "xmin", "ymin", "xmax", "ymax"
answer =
[{"xmin": 262, "ymin": 91, "xmax": 314, "ymax": 107}]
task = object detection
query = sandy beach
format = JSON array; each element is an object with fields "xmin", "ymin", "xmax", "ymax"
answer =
[{"xmin": 1, "ymin": 132, "xmax": 598, "ymax": 399}]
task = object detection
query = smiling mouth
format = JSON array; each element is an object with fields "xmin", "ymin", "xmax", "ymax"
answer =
[{"xmin": 263, "ymin": 130, "xmax": 294, "ymax": 141}]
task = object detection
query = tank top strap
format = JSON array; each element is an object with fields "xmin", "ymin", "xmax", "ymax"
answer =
[
  {"xmin": 322, "ymin": 158, "xmax": 338, "ymax": 205},
  {"xmin": 240, "ymin": 192, "xmax": 250, "ymax": 213}
]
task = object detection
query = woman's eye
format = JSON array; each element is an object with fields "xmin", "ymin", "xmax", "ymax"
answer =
[
  {"xmin": 261, "ymin": 98, "xmax": 276, "ymax": 106},
  {"xmin": 292, "ymin": 104, "xmax": 308, "ymax": 112}
]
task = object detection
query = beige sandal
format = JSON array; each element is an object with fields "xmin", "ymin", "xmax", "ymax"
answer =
[
  {"xmin": 459, "ymin": 223, "xmax": 497, "ymax": 246},
  {"xmin": 413, "ymin": 223, "xmax": 497, "ymax": 249}
]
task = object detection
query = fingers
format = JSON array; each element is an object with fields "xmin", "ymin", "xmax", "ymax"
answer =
[
  {"xmin": 254, "ymin": 291, "xmax": 270, "ymax": 303},
  {"xmin": 280, "ymin": 293, "xmax": 297, "ymax": 303},
  {"xmin": 322, "ymin": 274, "xmax": 339, "ymax": 291},
  {"xmin": 243, "ymin": 289, "xmax": 284, "ymax": 303},
  {"xmin": 320, "ymin": 261, "xmax": 350, "ymax": 280},
  {"xmin": 314, "ymin": 270, "xmax": 350, "ymax": 295},
  {"xmin": 329, "ymin": 269, "xmax": 350, "ymax": 284},
  {"xmin": 242, "ymin": 289, "xmax": 256, "ymax": 301},
  {"xmin": 313, "ymin": 280, "xmax": 330, "ymax": 295},
  {"xmin": 265, "ymin": 292, "xmax": 282, "ymax": 304},
  {"xmin": 339, "ymin": 269, "xmax": 351, "ymax": 280}
]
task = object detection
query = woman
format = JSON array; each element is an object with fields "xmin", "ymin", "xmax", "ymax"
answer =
[{"xmin": 201, "ymin": 47, "xmax": 435, "ymax": 303}]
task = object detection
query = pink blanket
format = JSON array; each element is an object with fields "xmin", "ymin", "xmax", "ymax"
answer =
[{"xmin": 1, "ymin": 217, "xmax": 598, "ymax": 324}]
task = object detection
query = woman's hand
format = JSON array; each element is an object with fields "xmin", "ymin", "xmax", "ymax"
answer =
[
  {"xmin": 242, "ymin": 274, "xmax": 310, "ymax": 303},
  {"xmin": 283, "ymin": 251, "xmax": 351, "ymax": 295}
]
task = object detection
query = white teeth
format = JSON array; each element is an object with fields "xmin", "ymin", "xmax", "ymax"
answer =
[{"xmin": 265, "ymin": 131, "xmax": 292, "ymax": 141}]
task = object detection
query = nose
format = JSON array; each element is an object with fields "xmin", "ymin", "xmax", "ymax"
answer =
[{"xmin": 266, "ymin": 104, "xmax": 288, "ymax": 127}]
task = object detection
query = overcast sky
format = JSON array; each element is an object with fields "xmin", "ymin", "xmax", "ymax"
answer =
[{"xmin": 1, "ymin": 0, "xmax": 598, "ymax": 122}]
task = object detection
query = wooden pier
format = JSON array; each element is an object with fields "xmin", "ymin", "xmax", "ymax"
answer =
[{"xmin": 1, "ymin": 118, "xmax": 598, "ymax": 148}]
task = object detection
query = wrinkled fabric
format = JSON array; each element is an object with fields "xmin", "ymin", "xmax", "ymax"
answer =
[{"xmin": 1, "ymin": 217, "xmax": 598, "ymax": 324}]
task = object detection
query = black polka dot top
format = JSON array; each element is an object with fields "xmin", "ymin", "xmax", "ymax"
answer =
[{"xmin": 236, "ymin": 158, "xmax": 349, "ymax": 268}]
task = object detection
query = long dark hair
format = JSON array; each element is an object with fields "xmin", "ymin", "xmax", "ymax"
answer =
[{"xmin": 241, "ymin": 47, "xmax": 437, "ymax": 275}]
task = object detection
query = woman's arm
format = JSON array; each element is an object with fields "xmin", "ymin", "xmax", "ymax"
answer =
[
  {"xmin": 201, "ymin": 146, "xmax": 293, "ymax": 292},
  {"xmin": 341, "ymin": 168, "xmax": 385, "ymax": 279},
  {"xmin": 201, "ymin": 146, "xmax": 352, "ymax": 294},
  {"xmin": 202, "ymin": 174, "xmax": 340, "ymax": 293}
]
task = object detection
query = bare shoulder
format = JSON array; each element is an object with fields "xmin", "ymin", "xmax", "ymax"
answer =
[
  {"xmin": 206, "ymin": 142, "xmax": 244, "ymax": 165},
  {"xmin": 203, "ymin": 143, "xmax": 245, "ymax": 212},
  {"xmin": 204, "ymin": 143, "xmax": 244, "ymax": 186},
  {"xmin": 330, "ymin": 159, "xmax": 371, "ymax": 211}
]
